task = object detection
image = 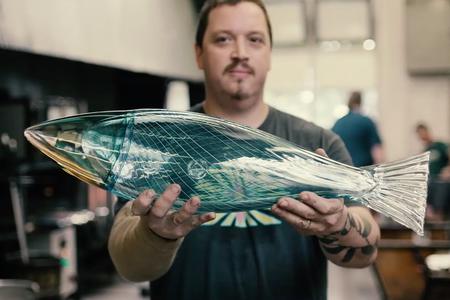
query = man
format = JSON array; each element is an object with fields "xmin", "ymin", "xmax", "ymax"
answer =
[
  {"xmin": 332, "ymin": 91, "xmax": 383, "ymax": 167},
  {"xmin": 416, "ymin": 123, "xmax": 450, "ymax": 220},
  {"xmin": 108, "ymin": 1, "xmax": 380, "ymax": 299},
  {"xmin": 416, "ymin": 123, "xmax": 449, "ymax": 178}
]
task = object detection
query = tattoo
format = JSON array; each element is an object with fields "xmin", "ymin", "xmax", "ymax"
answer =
[{"xmin": 318, "ymin": 212, "xmax": 376, "ymax": 263}]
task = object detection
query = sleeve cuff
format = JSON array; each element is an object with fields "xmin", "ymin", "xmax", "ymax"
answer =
[{"xmin": 122, "ymin": 203, "xmax": 184, "ymax": 251}]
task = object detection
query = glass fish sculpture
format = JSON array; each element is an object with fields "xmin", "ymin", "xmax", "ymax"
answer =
[{"xmin": 24, "ymin": 109, "xmax": 429, "ymax": 234}]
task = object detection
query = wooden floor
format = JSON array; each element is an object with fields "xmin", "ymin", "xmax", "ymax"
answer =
[{"xmin": 327, "ymin": 263, "xmax": 382, "ymax": 300}]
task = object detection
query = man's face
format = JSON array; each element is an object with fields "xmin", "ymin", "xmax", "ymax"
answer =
[
  {"xmin": 416, "ymin": 128, "xmax": 430, "ymax": 143},
  {"xmin": 195, "ymin": 2, "xmax": 271, "ymax": 105}
]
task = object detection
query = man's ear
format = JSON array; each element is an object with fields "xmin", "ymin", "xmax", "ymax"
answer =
[{"xmin": 195, "ymin": 44, "xmax": 204, "ymax": 70}]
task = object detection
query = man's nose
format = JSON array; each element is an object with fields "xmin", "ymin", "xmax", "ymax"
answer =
[{"xmin": 231, "ymin": 39, "xmax": 249, "ymax": 60}]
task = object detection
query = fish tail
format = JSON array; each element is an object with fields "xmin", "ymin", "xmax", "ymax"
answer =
[{"xmin": 361, "ymin": 151, "xmax": 430, "ymax": 235}]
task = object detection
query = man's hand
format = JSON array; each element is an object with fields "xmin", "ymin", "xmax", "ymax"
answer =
[
  {"xmin": 272, "ymin": 148, "xmax": 379, "ymax": 267},
  {"xmin": 271, "ymin": 191, "xmax": 348, "ymax": 236},
  {"xmin": 271, "ymin": 148, "xmax": 347, "ymax": 235},
  {"xmin": 131, "ymin": 184, "xmax": 215, "ymax": 240}
]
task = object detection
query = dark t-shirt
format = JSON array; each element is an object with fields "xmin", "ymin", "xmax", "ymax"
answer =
[
  {"xmin": 426, "ymin": 141, "xmax": 449, "ymax": 177},
  {"xmin": 332, "ymin": 111, "xmax": 381, "ymax": 167},
  {"xmin": 146, "ymin": 105, "xmax": 352, "ymax": 300}
]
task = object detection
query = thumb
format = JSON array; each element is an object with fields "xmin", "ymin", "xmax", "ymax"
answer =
[{"xmin": 315, "ymin": 148, "xmax": 328, "ymax": 158}]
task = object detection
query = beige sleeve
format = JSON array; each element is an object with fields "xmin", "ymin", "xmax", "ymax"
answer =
[{"xmin": 107, "ymin": 202, "xmax": 183, "ymax": 282}]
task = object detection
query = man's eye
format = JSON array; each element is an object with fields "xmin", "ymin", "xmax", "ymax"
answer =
[
  {"xmin": 215, "ymin": 36, "xmax": 231, "ymax": 44},
  {"xmin": 249, "ymin": 36, "xmax": 264, "ymax": 44}
]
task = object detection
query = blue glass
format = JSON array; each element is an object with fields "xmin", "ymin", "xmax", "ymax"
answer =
[{"xmin": 24, "ymin": 109, "xmax": 430, "ymax": 234}]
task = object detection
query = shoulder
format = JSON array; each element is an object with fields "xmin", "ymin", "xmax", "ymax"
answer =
[
  {"xmin": 435, "ymin": 141, "xmax": 449, "ymax": 151},
  {"xmin": 353, "ymin": 114, "xmax": 379, "ymax": 134},
  {"xmin": 266, "ymin": 106, "xmax": 320, "ymax": 133},
  {"xmin": 266, "ymin": 107, "xmax": 352, "ymax": 164},
  {"xmin": 363, "ymin": 115, "xmax": 377, "ymax": 127},
  {"xmin": 269, "ymin": 107, "xmax": 337, "ymax": 145}
]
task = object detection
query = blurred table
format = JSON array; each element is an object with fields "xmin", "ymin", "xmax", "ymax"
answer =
[{"xmin": 374, "ymin": 221, "xmax": 450, "ymax": 300}]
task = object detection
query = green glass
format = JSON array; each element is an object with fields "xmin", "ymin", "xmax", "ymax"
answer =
[{"xmin": 25, "ymin": 109, "xmax": 430, "ymax": 235}]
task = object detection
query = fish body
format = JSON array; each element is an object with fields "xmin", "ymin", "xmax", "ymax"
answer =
[{"xmin": 25, "ymin": 109, "xmax": 429, "ymax": 234}]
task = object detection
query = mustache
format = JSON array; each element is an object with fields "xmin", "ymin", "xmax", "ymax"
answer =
[{"xmin": 223, "ymin": 61, "xmax": 254, "ymax": 75}]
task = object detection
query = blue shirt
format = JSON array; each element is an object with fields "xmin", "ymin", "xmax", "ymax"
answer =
[{"xmin": 332, "ymin": 111, "xmax": 382, "ymax": 167}]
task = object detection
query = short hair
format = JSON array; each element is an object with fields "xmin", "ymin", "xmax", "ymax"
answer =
[
  {"xmin": 416, "ymin": 123, "xmax": 428, "ymax": 132},
  {"xmin": 195, "ymin": 0, "xmax": 273, "ymax": 48},
  {"xmin": 348, "ymin": 91, "xmax": 362, "ymax": 109}
]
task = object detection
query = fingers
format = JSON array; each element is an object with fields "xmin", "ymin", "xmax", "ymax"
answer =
[
  {"xmin": 171, "ymin": 196, "xmax": 201, "ymax": 225},
  {"xmin": 150, "ymin": 184, "xmax": 181, "ymax": 218},
  {"xmin": 272, "ymin": 202, "xmax": 316, "ymax": 233},
  {"xmin": 189, "ymin": 212, "xmax": 216, "ymax": 227},
  {"xmin": 152, "ymin": 198, "xmax": 215, "ymax": 239},
  {"xmin": 272, "ymin": 192, "xmax": 347, "ymax": 235},
  {"xmin": 273, "ymin": 193, "xmax": 344, "ymax": 218},
  {"xmin": 172, "ymin": 197, "xmax": 216, "ymax": 227},
  {"xmin": 275, "ymin": 197, "xmax": 318, "ymax": 220},
  {"xmin": 144, "ymin": 183, "xmax": 216, "ymax": 239},
  {"xmin": 131, "ymin": 189, "xmax": 157, "ymax": 216},
  {"xmin": 300, "ymin": 192, "xmax": 344, "ymax": 215},
  {"xmin": 315, "ymin": 148, "xmax": 328, "ymax": 157},
  {"xmin": 198, "ymin": 212, "xmax": 216, "ymax": 224}
]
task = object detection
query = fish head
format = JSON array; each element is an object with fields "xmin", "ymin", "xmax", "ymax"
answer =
[{"xmin": 24, "ymin": 111, "xmax": 129, "ymax": 189}]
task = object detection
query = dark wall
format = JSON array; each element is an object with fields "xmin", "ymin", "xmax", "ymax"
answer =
[
  {"xmin": 188, "ymin": 80, "xmax": 206, "ymax": 106},
  {"xmin": 0, "ymin": 48, "xmax": 172, "ymax": 112},
  {"xmin": 115, "ymin": 70, "xmax": 169, "ymax": 110},
  {"xmin": 0, "ymin": 48, "xmax": 204, "ymax": 164}
]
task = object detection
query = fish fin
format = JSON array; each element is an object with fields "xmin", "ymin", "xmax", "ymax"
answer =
[{"xmin": 361, "ymin": 151, "xmax": 430, "ymax": 236}]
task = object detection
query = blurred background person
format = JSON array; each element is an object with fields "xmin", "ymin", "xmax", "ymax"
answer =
[
  {"xmin": 416, "ymin": 122, "xmax": 450, "ymax": 221},
  {"xmin": 332, "ymin": 91, "xmax": 384, "ymax": 167},
  {"xmin": 416, "ymin": 123, "xmax": 449, "ymax": 179}
]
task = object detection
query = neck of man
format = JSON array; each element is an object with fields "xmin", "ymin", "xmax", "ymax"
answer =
[
  {"xmin": 351, "ymin": 107, "xmax": 361, "ymax": 113},
  {"xmin": 202, "ymin": 95, "xmax": 269, "ymax": 128}
]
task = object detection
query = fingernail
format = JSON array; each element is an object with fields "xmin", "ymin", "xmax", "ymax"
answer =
[
  {"xmin": 279, "ymin": 199, "xmax": 288, "ymax": 208},
  {"xmin": 190, "ymin": 196, "xmax": 200, "ymax": 206},
  {"xmin": 171, "ymin": 184, "xmax": 181, "ymax": 193},
  {"xmin": 301, "ymin": 193, "xmax": 309, "ymax": 201}
]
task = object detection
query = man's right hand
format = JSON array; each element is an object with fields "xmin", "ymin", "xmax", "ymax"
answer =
[{"xmin": 130, "ymin": 184, "xmax": 215, "ymax": 240}]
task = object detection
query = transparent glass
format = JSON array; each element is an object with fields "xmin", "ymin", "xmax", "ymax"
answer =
[{"xmin": 25, "ymin": 109, "xmax": 430, "ymax": 235}]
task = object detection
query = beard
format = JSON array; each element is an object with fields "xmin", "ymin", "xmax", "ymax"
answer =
[
  {"xmin": 222, "ymin": 60, "xmax": 255, "ymax": 100},
  {"xmin": 229, "ymin": 79, "xmax": 250, "ymax": 100},
  {"xmin": 204, "ymin": 69, "xmax": 266, "ymax": 107}
]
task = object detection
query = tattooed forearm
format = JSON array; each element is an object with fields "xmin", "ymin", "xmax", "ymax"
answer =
[{"xmin": 318, "ymin": 212, "xmax": 378, "ymax": 263}]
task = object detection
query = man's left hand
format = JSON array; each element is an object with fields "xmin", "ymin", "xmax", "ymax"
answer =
[
  {"xmin": 271, "ymin": 191, "xmax": 348, "ymax": 236},
  {"xmin": 271, "ymin": 148, "xmax": 349, "ymax": 236}
]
